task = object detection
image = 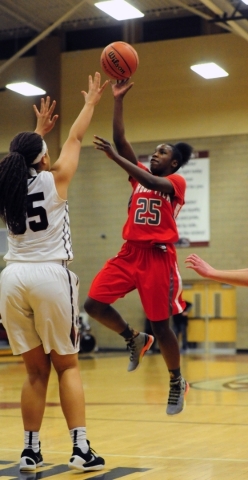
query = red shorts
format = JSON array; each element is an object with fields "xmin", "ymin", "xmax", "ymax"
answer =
[{"xmin": 88, "ymin": 241, "xmax": 185, "ymax": 321}]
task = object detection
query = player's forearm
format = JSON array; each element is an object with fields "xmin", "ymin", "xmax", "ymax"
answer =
[
  {"xmin": 202, "ymin": 268, "xmax": 248, "ymax": 286},
  {"xmin": 111, "ymin": 152, "xmax": 169, "ymax": 190},
  {"xmin": 113, "ymin": 98, "xmax": 126, "ymax": 143},
  {"xmin": 69, "ymin": 102, "xmax": 95, "ymax": 142},
  {"xmin": 113, "ymin": 99, "xmax": 133, "ymax": 155},
  {"xmin": 113, "ymin": 99, "xmax": 138, "ymax": 165}
]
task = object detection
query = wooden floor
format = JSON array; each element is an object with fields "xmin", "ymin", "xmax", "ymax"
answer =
[{"xmin": 1, "ymin": 348, "xmax": 248, "ymax": 480}]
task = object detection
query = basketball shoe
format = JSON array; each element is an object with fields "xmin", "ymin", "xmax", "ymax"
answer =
[
  {"xmin": 19, "ymin": 442, "xmax": 43, "ymax": 471},
  {"xmin": 68, "ymin": 440, "xmax": 105, "ymax": 472},
  {"xmin": 166, "ymin": 376, "xmax": 189, "ymax": 415},
  {"xmin": 126, "ymin": 332, "xmax": 154, "ymax": 372}
]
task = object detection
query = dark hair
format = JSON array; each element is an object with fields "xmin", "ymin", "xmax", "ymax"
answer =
[
  {"xmin": 0, "ymin": 132, "xmax": 43, "ymax": 234},
  {"xmin": 169, "ymin": 142, "xmax": 193, "ymax": 172}
]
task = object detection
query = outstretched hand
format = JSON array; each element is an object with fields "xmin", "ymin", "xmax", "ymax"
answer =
[
  {"xmin": 111, "ymin": 78, "xmax": 134, "ymax": 99},
  {"xmin": 185, "ymin": 254, "xmax": 214, "ymax": 278},
  {"xmin": 34, "ymin": 96, "xmax": 59, "ymax": 137},
  {"xmin": 93, "ymin": 135, "xmax": 118, "ymax": 160},
  {"xmin": 81, "ymin": 72, "xmax": 109, "ymax": 106}
]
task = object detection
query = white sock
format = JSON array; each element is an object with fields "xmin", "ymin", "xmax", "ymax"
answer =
[
  {"xmin": 24, "ymin": 431, "xmax": 40, "ymax": 453},
  {"xmin": 70, "ymin": 427, "xmax": 88, "ymax": 454}
]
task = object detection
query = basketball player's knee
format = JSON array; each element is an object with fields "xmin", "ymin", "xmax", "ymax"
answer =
[
  {"xmin": 28, "ymin": 369, "xmax": 50, "ymax": 384},
  {"xmin": 84, "ymin": 297, "xmax": 94, "ymax": 315},
  {"xmin": 51, "ymin": 354, "xmax": 78, "ymax": 375},
  {"xmin": 151, "ymin": 319, "xmax": 170, "ymax": 339},
  {"xmin": 84, "ymin": 297, "xmax": 105, "ymax": 317}
]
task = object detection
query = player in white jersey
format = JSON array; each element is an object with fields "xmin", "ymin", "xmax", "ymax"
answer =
[
  {"xmin": 5, "ymin": 170, "xmax": 73, "ymax": 262},
  {"xmin": 0, "ymin": 72, "xmax": 108, "ymax": 472}
]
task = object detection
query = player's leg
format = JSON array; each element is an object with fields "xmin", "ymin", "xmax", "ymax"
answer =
[
  {"xmin": 84, "ymin": 296, "xmax": 154, "ymax": 371},
  {"xmin": 50, "ymin": 350, "xmax": 105, "ymax": 472},
  {"xmin": 0, "ymin": 264, "xmax": 47, "ymax": 471},
  {"xmin": 172, "ymin": 318, "xmax": 180, "ymax": 341},
  {"xmin": 50, "ymin": 350, "xmax": 86, "ymax": 428},
  {"xmin": 151, "ymin": 319, "xmax": 180, "ymax": 371},
  {"xmin": 28, "ymin": 263, "xmax": 104, "ymax": 472},
  {"xmin": 84, "ymin": 296, "xmax": 131, "ymax": 333},
  {"xmin": 144, "ymin": 317, "xmax": 157, "ymax": 352},
  {"xmin": 148, "ymin": 318, "xmax": 189, "ymax": 415},
  {"xmin": 138, "ymin": 246, "xmax": 189, "ymax": 415},
  {"xmin": 20, "ymin": 345, "xmax": 51, "ymax": 471},
  {"xmin": 181, "ymin": 322, "xmax": 188, "ymax": 352},
  {"xmin": 21, "ymin": 346, "xmax": 51, "ymax": 431},
  {"xmin": 34, "ymin": 265, "xmax": 104, "ymax": 472},
  {"xmin": 48, "ymin": 352, "xmax": 105, "ymax": 473}
]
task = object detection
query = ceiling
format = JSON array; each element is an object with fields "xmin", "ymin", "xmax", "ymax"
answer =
[{"xmin": 0, "ymin": 0, "xmax": 248, "ymax": 51}]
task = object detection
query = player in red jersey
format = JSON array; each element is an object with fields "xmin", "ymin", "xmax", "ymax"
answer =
[{"xmin": 84, "ymin": 80, "xmax": 193, "ymax": 415}]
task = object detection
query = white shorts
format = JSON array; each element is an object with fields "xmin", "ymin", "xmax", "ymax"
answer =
[{"xmin": 0, "ymin": 262, "xmax": 80, "ymax": 355}]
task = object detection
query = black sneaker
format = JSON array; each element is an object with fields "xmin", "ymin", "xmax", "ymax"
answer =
[
  {"xmin": 19, "ymin": 442, "xmax": 43, "ymax": 471},
  {"xmin": 68, "ymin": 440, "xmax": 105, "ymax": 472}
]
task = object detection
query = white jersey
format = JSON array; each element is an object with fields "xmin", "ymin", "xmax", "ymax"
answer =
[{"xmin": 4, "ymin": 171, "xmax": 73, "ymax": 262}]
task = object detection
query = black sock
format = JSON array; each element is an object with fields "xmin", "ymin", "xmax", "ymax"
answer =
[
  {"xmin": 119, "ymin": 324, "xmax": 135, "ymax": 340},
  {"xmin": 169, "ymin": 368, "xmax": 181, "ymax": 380}
]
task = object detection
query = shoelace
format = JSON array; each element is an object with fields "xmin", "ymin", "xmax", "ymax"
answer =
[
  {"xmin": 126, "ymin": 338, "xmax": 136, "ymax": 360},
  {"xmin": 86, "ymin": 441, "xmax": 98, "ymax": 457},
  {"xmin": 168, "ymin": 380, "xmax": 183, "ymax": 405}
]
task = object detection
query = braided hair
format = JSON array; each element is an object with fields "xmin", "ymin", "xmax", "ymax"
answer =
[
  {"xmin": 0, "ymin": 132, "xmax": 43, "ymax": 234},
  {"xmin": 169, "ymin": 142, "xmax": 193, "ymax": 172}
]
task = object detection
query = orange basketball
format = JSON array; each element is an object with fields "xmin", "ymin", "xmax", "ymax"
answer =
[{"xmin": 100, "ymin": 41, "xmax": 139, "ymax": 80}]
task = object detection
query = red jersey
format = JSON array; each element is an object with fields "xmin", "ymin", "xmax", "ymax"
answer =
[{"xmin": 122, "ymin": 162, "xmax": 186, "ymax": 243}]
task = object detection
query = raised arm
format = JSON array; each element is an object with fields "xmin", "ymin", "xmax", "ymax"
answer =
[
  {"xmin": 34, "ymin": 96, "xmax": 59, "ymax": 137},
  {"xmin": 185, "ymin": 253, "xmax": 248, "ymax": 287},
  {"xmin": 93, "ymin": 136, "xmax": 174, "ymax": 194},
  {"xmin": 112, "ymin": 80, "xmax": 138, "ymax": 165},
  {"xmin": 51, "ymin": 72, "xmax": 109, "ymax": 198}
]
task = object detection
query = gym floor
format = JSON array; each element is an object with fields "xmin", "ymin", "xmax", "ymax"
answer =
[{"xmin": 0, "ymin": 350, "xmax": 248, "ymax": 479}]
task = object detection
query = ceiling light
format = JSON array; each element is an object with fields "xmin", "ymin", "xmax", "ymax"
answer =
[
  {"xmin": 95, "ymin": 0, "xmax": 144, "ymax": 20},
  {"xmin": 5, "ymin": 82, "xmax": 46, "ymax": 96},
  {"xmin": 241, "ymin": 0, "xmax": 248, "ymax": 4},
  {"xmin": 190, "ymin": 63, "xmax": 229, "ymax": 79}
]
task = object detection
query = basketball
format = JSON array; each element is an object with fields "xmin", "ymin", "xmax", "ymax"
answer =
[{"xmin": 100, "ymin": 41, "xmax": 139, "ymax": 80}]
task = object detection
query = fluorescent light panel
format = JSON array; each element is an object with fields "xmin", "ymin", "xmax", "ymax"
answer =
[
  {"xmin": 95, "ymin": 0, "xmax": 144, "ymax": 20},
  {"xmin": 190, "ymin": 62, "xmax": 229, "ymax": 79},
  {"xmin": 6, "ymin": 82, "xmax": 46, "ymax": 96}
]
